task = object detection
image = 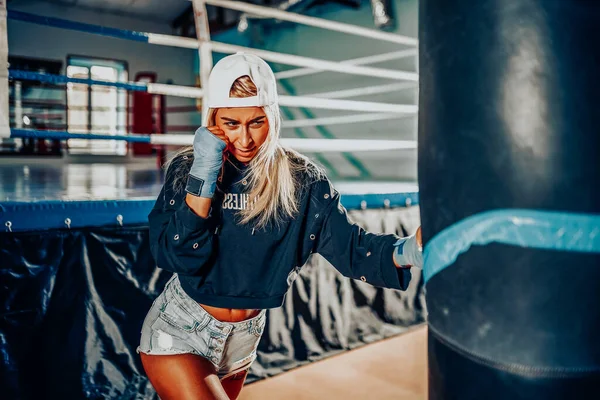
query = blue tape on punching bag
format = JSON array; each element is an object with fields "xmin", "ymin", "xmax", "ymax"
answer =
[{"xmin": 423, "ymin": 209, "xmax": 600, "ymax": 283}]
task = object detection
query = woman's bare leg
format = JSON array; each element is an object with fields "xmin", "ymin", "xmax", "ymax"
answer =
[
  {"xmin": 221, "ymin": 370, "xmax": 249, "ymax": 399},
  {"xmin": 140, "ymin": 352, "xmax": 230, "ymax": 400}
]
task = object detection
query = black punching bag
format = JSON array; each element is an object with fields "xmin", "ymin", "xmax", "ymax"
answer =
[{"xmin": 418, "ymin": 1, "xmax": 600, "ymax": 399}]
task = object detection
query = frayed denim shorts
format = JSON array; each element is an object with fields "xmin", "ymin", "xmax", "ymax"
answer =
[{"xmin": 137, "ymin": 275, "xmax": 266, "ymax": 380}]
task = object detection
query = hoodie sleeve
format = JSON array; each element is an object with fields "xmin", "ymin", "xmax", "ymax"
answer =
[
  {"xmin": 148, "ymin": 156, "xmax": 215, "ymax": 275},
  {"xmin": 311, "ymin": 179, "xmax": 412, "ymax": 290}
]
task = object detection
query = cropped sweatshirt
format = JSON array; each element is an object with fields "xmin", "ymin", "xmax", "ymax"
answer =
[{"xmin": 148, "ymin": 153, "xmax": 413, "ymax": 309}]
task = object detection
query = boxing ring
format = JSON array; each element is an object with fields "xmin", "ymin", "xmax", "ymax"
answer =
[{"xmin": 1, "ymin": 1, "xmax": 425, "ymax": 398}]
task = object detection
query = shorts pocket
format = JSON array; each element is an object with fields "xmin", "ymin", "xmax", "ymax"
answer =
[
  {"xmin": 155, "ymin": 295, "xmax": 205, "ymax": 333},
  {"xmin": 250, "ymin": 315, "xmax": 266, "ymax": 338}
]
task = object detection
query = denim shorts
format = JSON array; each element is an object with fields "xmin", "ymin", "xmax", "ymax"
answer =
[{"xmin": 137, "ymin": 275, "xmax": 266, "ymax": 380}]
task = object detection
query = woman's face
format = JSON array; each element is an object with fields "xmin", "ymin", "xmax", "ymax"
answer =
[{"xmin": 214, "ymin": 107, "xmax": 269, "ymax": 163}]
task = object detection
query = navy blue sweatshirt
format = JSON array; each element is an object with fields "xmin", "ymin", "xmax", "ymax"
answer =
[{"xmin": 148, "ymin": 153, "xmax": 412, "ymax": 309}]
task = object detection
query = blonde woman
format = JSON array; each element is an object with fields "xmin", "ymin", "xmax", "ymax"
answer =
[{"xmin": 138, "ymin": 53, "xmax": 423, "ymax": 400}]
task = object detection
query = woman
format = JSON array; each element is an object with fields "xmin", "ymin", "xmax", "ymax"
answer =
[{"xmin": 138, "ymin": 53, "xmax": 423, "ymax": 400}]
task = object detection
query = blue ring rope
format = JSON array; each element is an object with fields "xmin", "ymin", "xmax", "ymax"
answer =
[
  {"xmin": 11, "ymin": 129, "xmax": 152, "ymax": 143},
  {"xmin": 423, "ymin": 209, "xmax": 600, "ymax": 283},
  {"xmin": 7, "ymin": 10, "xmax": 150, "ymax": 43},
  {"xmin": 9, "ymin": 70, "xmax": 148, "ymax": 92}
]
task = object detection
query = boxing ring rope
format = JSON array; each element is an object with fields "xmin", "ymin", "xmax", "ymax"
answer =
[
  {"xmin": 274, "ymin": 49, "xmax": 418, "ymax": 81},
  {"xmin": 10, "ymin": 128, "xmax": 416, "ymax": 152},
  {"xmin": 308, "ymin": 82, "xmax": 416, "ymax": 100},
  {"xmin": 201, "ymin": 0, "xmax": 418, "ymax": 45},
  {"xmin": 282, "ymin": 112, "xmax": 413, "ymax": 128}
]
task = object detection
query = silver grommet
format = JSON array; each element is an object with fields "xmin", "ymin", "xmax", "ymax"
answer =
[
  {"xmin": 116, "ymin": 214, "xmax": 123, "ymax": 226},
  {"xmin": 360, "ymin": 276, "xmax": 367, "ymax": 282},
  {"xmin": 65, "ymin": 218, "xmax": 72, "ymax": 229},
  {"xmin": 360, "ymin": 200, "xmax": 367, "ymax": 210},
  {"xmin": 324, "ymin": 194, "xmax": 330, "ymax": 199},
  {"xmin": 310, "ymin": 234, "xmax": 316, "ymax": 240},
  {"xmin": 183, "ymin": 156, "xmax": 188, "ymax": 160},
  {"xmin": 169, "ymin": 199, "xmax": 175, "ymax": 206},
  {"xmin": 315, "ymin": 213, "xmax": 319, "ymax": 218},
  {"xmin": 5, "ymin": 221, "xmax": 12, "ymax": 232},
  {"xmin": 193, "ymin": 243, "xmax": 199, "ymax": 249},
  {"xmin": 174, "ymin": 234, "xmax": 180, "ymax": 240},
  {"xmin": 242, "ymin": 179, "xmax": 248, "ymax": 185}
]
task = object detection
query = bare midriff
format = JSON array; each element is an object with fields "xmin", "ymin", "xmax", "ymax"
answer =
[{"xmin": 199, "ymin": 303, "xmax": 261, "ymax": 323}]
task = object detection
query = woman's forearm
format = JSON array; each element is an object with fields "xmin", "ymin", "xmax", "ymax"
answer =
[{"xmin": 185, "ymin": 193, "xmax": 212, "ymax": 218}]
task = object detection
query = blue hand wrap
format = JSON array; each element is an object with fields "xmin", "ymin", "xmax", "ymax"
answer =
[
  {"xmin": 185, "ymin": 127, "xmax": 227, "ymax": 198},
  {"xmin": 393, "ymin": 234, "xmax": 423, "ymax": 268}
]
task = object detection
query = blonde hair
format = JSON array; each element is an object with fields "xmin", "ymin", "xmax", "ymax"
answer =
[{"xmin": 166, "ymin": 75, "xmax": 323, "ymax": 229}]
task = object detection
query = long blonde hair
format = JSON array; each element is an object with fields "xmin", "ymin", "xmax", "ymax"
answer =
[{"xmin": 166, "ymin": 75, "xmax": 323, "ymax": 229}]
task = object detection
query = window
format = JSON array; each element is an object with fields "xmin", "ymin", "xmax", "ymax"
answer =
[{"xmin": 66, "ymin": 57, "xmax": 128, "ymax": 155}]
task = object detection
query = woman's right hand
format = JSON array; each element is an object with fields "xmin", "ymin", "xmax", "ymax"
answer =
[
  {"xmin": 185, "ymin": 126, "xmax": 228, "ymax": 198},
  {"xmin": 205, "ymin": 126, "xmax": 228, "ymax": 147}
]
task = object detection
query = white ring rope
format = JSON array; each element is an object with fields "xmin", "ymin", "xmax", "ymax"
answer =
[
  {"xmin": 199, "ymin": 0, "xmax": 418, "ymax": 46},
  {"xmin": 143, "ymin": 82, "xmax": 415, "ymax": 113},
  {"xmin": 151, "ymin": 134, "xmax": 416, "ymax": 152},
  {"xmin": 147, "ymin": 83, "xmax": 204, "ymax": 98},
  {"xmin": 307, "ymin": 82, "xmax": 417, "ymax": 99},
  {"xmin": 282, "ymin": 112, "xmax": 412, "ymax": 128},
  {"xmin": 277, "ymin": 95, "xmax": 416, "ymax": 113},
  {"xmin": 274, "ymin": 48, "xmax": 418, "ymax": 80}
]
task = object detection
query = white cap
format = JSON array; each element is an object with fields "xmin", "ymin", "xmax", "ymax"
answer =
[{"xmin": 206, "ymin": 52, "xmax": 278, "ymax": 108}]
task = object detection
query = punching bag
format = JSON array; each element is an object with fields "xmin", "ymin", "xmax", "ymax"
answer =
[{"xmin": 418, "ymin": 1, "xmax": 600, "ymax": 399}]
